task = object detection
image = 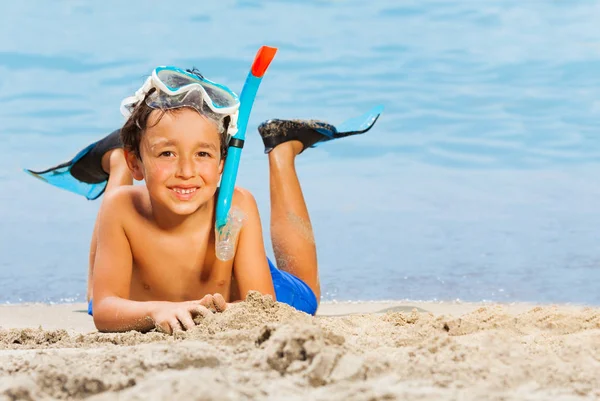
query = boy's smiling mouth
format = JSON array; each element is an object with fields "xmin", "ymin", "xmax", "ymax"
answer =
[
  {"xmin": 171, "ymin": 187, "xmax": 198, "ymax": 194},
  {"xmin": 169, "ymin": 186, "xmax": 200, "ymax": 199}
]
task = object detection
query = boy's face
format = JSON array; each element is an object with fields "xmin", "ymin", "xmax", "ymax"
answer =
[{"xmin": 127, "ymin": 108, "xmax": 224, "ymax": 216}]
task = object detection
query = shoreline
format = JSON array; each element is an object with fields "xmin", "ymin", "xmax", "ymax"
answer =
[{"xmin": 0, "ymin": 299, "xmax": 594, "ymax": 333}]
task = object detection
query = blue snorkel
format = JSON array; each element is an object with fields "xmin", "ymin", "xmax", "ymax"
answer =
[{"xmin": 215, "ymin": 46, "xmax": 277, "ymax": 237}]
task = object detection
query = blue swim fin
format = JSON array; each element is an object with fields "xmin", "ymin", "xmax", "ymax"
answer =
[
  {"xmin": 330, "ymin": 105, "xmax": 384, "ymax": 137},
  {"xmin": 25, "ymin": 129, "xmax": 123, "ymax": 200},
  {"xmin": 258, "ymin": 105, "xmax": 384, "ymax": 154}
]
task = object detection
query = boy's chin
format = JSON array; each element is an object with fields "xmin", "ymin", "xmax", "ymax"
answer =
[
  {"xmin": 165, "ymin": 191, "xmax": 215, "ymax": 216},
  {"xmin": 169, "ymin": 204, "xmax": 203, "ymax": 216},
  {"xmin": 164, "ymin": 200, "xmax": 208, "ymax": 216}
]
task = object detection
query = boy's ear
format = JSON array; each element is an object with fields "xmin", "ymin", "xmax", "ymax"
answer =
[
  {"xmin": 218, "ymin": 158, "xmax": 224, "ymax": 176},
  {"xmin": 124, "ymin": 149, "xmax": 144, "ymax": 181}
]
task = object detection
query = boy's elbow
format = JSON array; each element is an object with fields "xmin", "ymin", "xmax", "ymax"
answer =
[
  {"xmin": 91, "ymin": 297, "xmax": 123, "ymax": 333},
  {"xmin": 92, "ymin": 303, "xmax": 113, "ymax": 332},
  {"xmin": 93, "ymin": 321, "xmax": 111, "ymax": 333}
]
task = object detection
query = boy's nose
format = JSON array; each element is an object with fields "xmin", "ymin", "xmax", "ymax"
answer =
[{"xmin": 175, "ymin": 157, "xmax": 196, "ymax": 179}]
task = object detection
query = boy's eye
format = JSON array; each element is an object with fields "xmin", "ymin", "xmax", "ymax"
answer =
[
  {"xmin": 159, "ymin": 151, "xmax": 174, "ymax": 157},
  {"xmin": 198, "ymin": 151, "xmax": 211, "ymax": 158}
]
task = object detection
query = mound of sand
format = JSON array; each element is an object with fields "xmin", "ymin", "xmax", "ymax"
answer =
[{"xmin": 1, "ymin": 292, "xmax": 599, "ymax": 400}]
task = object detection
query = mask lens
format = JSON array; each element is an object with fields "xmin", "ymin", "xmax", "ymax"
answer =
[
  {"xmin": 156, "ymin": 69, "xmax": 197, "ymax": 91},
  {"xmin": 156, "ymin": 69, "xmax": 238, "ymax": 109},
  {"xmin": 145, "ymin": 89, "xmax": 226, "ymax": 133}
]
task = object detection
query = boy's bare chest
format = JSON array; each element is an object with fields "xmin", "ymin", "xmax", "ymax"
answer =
[{"xmin": 127, "ymin": 226, "xmax": 233, "ymax": 301}]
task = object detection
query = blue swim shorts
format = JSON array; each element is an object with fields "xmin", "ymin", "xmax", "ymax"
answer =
[
  {"xmin": 87, "ymin": 258, "xmax": 317, "ymax": 317},
  {"xmin": 267, "ymin": 257, "xmax": 318, "ymax": 315}
]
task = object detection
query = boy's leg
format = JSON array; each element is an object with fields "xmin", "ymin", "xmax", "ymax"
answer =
[
  {"xmin": 259, "ymin": 111, "xmax": 382, "ymax": 307},
  {"xmin": 87, "ymin": 149, "xmax": 132, "ymax": 301},
  {"xmin": 268, "ymin": 141, "xmax": 320, "ymax": 302}
]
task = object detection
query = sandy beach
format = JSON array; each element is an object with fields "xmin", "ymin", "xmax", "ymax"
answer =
[{"xmin": 1, "ymin": 292, "xmax": 599, "ymax": 400}]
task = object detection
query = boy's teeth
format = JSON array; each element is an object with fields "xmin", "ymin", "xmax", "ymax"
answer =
[{"xmin": 173, "ymin": 188, "xmax": 196, "ymax": 194}]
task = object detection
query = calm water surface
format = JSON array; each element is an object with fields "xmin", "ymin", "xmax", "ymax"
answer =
[{"xmin": 1, "ymin": 1, "xmax": 600, "ymax": 304}]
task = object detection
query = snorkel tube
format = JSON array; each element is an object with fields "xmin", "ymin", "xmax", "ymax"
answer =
[{"xmin": 215, "ymin": 46, "xmax": 277, "ymax": 258}]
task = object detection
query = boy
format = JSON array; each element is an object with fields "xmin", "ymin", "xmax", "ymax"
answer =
[{"xmin": 31, "ymin": 67, "xmax": 377, "ymax": 334}]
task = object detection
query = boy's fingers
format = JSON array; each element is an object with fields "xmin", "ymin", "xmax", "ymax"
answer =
[
  {"xmin": 212, "ymin": 293, "xmax": 227, "ymax": 312},
  {"xmin": 199, "ymin": 294, "xmax": 214, "ymax": 308},
  {"xmin": 201, "ymin": 295, "xmax": 222, "ymax": 312},
  {"xmin": 191, "ymin": 295, "xmax": 225, "ymax": 313},
  {"xmin": 155, "ymin": 324, "xmax": 169, "ymax": 335},
  {"xmin": 177, "ymin": 311, "xmax": 196, "ymax": 331},
  {"xmin": 169, "ymin": 319, "xmax": 183, "ymax": 334},
  {"xmin": 193, "ymin": 305, "xmax": 213, "ymax": 319},
  {"xmin": 155, "ymin": 321, "xmax": 173, "ymax": 335}
]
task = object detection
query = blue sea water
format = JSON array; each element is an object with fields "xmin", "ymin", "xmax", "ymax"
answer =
[{"xmin": 1, "ymin": 1, "xmax": 600, "ymax": 305}]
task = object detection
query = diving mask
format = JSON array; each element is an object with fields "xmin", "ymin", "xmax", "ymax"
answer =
[{"xmin": 120, "ymin": 66, "xmax": 240, "ymax": 139}]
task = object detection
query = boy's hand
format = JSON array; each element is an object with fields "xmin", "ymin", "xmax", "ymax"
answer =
[
  {"xmin": 150, "ymin": 294, "xmax": 227, "ymax": 335},
  {"xmin": 150, "ymin": 301, "xmax": 211, "ymax": 335}
]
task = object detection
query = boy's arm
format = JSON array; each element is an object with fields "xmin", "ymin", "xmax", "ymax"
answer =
[
  {"xmin": 232, "ymin": 188, "xmax": 276, "ymax": 300},
  {"xmin": 92, "ymin": 190, "xmax": 209, "ymax": 333},
  {"xmin": 91, "ymin": 189, "xmax": 157, "ymax": 332}
]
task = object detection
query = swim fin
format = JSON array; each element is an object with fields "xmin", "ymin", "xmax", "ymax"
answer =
[
  {"xmin": 258, "ymin": 105, "xmax": 383, "ymax": 154},
  {"xmin": 25, "ymin": 129, "xmax": 123, "ymax": 200}
]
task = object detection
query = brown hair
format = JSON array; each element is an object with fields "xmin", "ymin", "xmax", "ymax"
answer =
[{"xmin": 120, "ymin": 88, "xmax": 230, "ymax": 160}]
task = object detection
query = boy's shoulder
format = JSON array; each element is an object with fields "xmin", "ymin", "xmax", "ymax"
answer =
[
  {"xmin": 101, "ymin": 185, "xmax": 259, "ymax": 224},
  {"xmin": 231, "ymin": 186, "xmax": 259, "ymax": 211},
  {"xmin": 101, "ymin": 185, "xmax": 150, "ymax": 220}
]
